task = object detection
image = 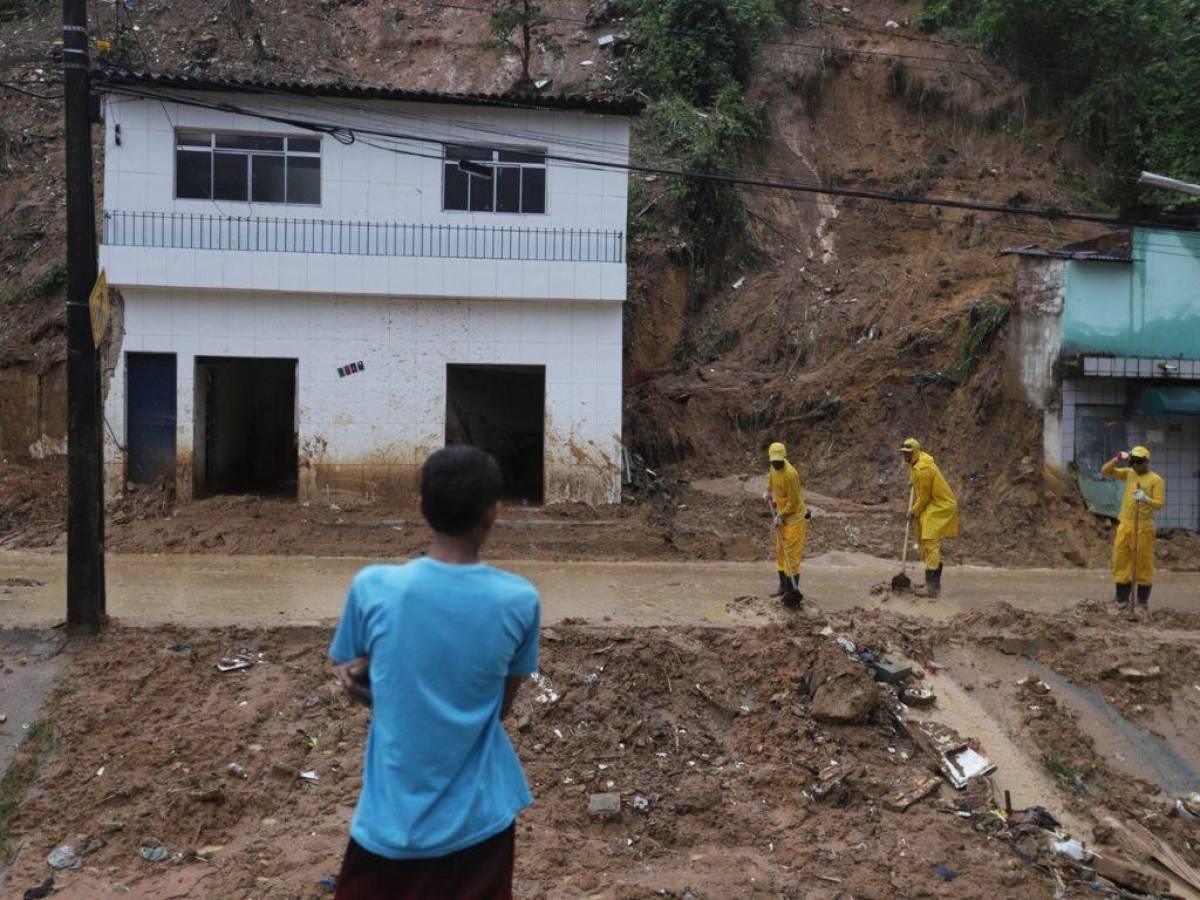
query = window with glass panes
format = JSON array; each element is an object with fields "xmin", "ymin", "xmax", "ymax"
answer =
[
  {"xmin": 443, "ymin": 145, "xmax": 546, "ymax": 214},
  {"xmin": 175, "ymin": 131, "xmax": 321, "ymax": 204}
]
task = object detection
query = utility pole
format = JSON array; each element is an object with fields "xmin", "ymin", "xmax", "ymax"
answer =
[{"xmin": 62, "ymin": 0, "xmax": 106, "ymax": 632}]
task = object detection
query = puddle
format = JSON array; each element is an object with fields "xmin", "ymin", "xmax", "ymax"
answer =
[{"xmin": 1026, "ymin": 658, "xmax": 1200, "ymax": 796}]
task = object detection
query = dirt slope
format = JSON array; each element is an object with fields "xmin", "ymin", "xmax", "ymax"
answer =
[{"xmin": 4, "ymin": 0, "xmax": 1189, "ymax": 568}]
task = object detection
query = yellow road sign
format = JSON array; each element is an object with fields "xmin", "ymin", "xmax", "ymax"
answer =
[{"xmin": 89, "ymin": 269, "xmax": 109, "ymax": 349}]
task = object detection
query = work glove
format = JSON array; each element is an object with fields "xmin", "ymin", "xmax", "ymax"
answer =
[{"xmin": 1133, "ymin": 489, "xmax": 1149, "ymax": 503}]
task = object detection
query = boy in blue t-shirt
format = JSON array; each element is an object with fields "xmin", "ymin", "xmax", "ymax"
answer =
[{"xmin": 329, "ymin": 445, "xmax": 540, "ymax": 900}]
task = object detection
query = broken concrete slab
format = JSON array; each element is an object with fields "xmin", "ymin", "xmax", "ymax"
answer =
[
  {"xmin": 882, "ymin": 773, "xmax": 942, "ymax": 812},
  {"xmin": 1117, "ymin": 666, "xmax": 1162, "ymax": 683},
  {"xmin": 588, "ymin": 792, "xmax": 621, "ymax": 815},
  {"xmin": 867, "ymin": 657, "xmax": 912, "ymax": 684}
]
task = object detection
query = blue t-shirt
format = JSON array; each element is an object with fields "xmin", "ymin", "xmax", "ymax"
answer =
[{"xmin": 329, "ymin": 557, "xmax": 540, "ymax": 860}]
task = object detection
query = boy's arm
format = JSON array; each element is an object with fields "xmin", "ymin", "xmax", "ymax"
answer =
[
  {"xmin": 500, "ymin": 676, "xmax": 523, "ymax": 720},
  {"xmin": 503, "ymin": 593, "xmax": 541, "ymax": 720},
  {"xmin": 330, "ymin": 574, "xmax": 371, "ymax": 705}
]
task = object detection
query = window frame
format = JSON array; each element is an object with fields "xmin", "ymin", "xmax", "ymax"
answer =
[
  {"xmin": 174, "ymin": 130, "xmax": 323, "ymax": 206},
  {"xmin": 441, "ymin": 144, "xmax": 548, "ymax": 215}
]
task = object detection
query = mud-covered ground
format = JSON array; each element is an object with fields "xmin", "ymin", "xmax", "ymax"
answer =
[
  {"xmin": 4, "ymin": 601, "xmax": 1200, "ymax": 899},
  {"xmin": 6, "ymin": 459, "xmax": 1200, "ymax": 573}
]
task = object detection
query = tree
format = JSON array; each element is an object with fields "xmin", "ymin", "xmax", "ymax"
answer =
[{"xmin": 488, "ymin": 0, "xmax": 563, "ymax": 89}]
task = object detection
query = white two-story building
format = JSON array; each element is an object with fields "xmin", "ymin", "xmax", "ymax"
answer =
[{"xmin": 94, "ymin": 69, "xmax": 638, "ymax": 506}]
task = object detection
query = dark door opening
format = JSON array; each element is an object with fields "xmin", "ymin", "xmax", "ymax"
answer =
[
  {"xmin": 445, "ymin": 364, "xmax": 545, "ymax": 504},
  {"xmin": 126, "ymin": 352, "xmax": 177, "ymax": 485},
  {"xmin": 194, "ymin": 356, "xmax": 298, "ymax": 498}
]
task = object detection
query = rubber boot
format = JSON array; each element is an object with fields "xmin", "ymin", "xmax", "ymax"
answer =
[
  {"xmin": 770, "ymin": 571, "xmax": 789, "ymax": 598},
  {"xmin": 1115, "ymin": 583, "xmax": 1132, "ymax": 605},
  {"xmin": 782, "ymin": 583, "xmax": 803, "ymax": 609},
  {"xmin": 920, "ymin": 568, "xmax": 939, "ymax": 598},
  {"xmin": 1137, "ymin": 584, "xmax": 1152, "ymax": 608}
]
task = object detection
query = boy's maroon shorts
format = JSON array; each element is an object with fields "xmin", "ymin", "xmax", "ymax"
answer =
[{"xmin": 333, "ymin": 823, "xmax": 515, "ymax": 900}]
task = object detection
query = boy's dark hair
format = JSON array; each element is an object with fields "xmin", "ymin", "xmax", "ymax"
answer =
[{"xmin": 420, "ymin": 445, "xmax": 504, "ymax": 536}]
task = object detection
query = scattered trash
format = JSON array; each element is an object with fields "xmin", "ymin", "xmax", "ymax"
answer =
[
  {"xmin": 885, "ymin": 19, "xmax": 899, "ymax": 28},
  {"xmin": 732, "ymin": 276, "xmax": 745, "ymax": 290},
  {"xmin": 316, "ymin": 875, "xmax": 337, "ymax": 894},
  {"xmin": 299, "ymin": 770, "xmax": 319, "ymax": 782},
  {"xmin": 934, "ymin": 864, "xmax": 957, "ymax": 881},
  {"xmin": 534, "ymin": 78, "xmax": 552, "ymax": 90},
  {"xmin": 1117, "ymin": 665, "xmax": 1161, "ymax": 682},
  {"xmin": 579, "ymin": 59, "xmax": 594, "ymax": 67},
  {"xmin": 47, "ymin": 844, "xmax": 82, "ymax": 870},
  {"xmin": 882, "ymin": 773, "xmax": 941, "ymax": 812},
  {"xmin": 166, "ymin": 642, "xmax": 193, "ymax": 653},
  {"xmin": 902, "ymin": 684, "xmax": 936, "ymax": 707},
  {"xmin": 835, "ymin": 635, "xmax": 857, "ymax": 654},
  {"xmin": 1051, "ymin": 838, "xmax": 1091, "ymax": 862},
  {"xmin": 138, "ymin": 840, "xmax": 169, "ymax": 862},
  {"xmin": 195, "ymin": 844, "xmax": 224, "ymax": 860},
  {"xmin": 215, "ymin": 656, "xmax": 255, "ymax": 673},
  {"xmin": 228, "ymin": 762, "xmax": 248, "ymax": 779},
  {"xmin": 632, "ymin": 795, "xmax": 650, "ymax": 811},
  {"xmin": 532, "ymin": 672, "xmax": 559, "ymax": 704},
  {"xmin": 588, "ymin": 792, "xmax": 621, "ymax": 814},
  {"xmin": 1174, "ymin": 792, "xmax": 1200, "ymax": 818},
  {"xmin": 22, "ymin": 878, "xmax": 54, "ymax": 900}
]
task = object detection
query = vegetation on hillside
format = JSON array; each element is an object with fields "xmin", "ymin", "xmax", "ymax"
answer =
[
  {"xmin": 916, "ymin": 0, "xmax": 1200, "ymax": 208},
  {"xmin": 621, "ymin": 0, "xmax": 786, "ymax": 300}
]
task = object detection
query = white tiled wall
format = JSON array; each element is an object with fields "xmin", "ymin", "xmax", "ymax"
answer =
[
  {"xmin": 100, "ymin": 93, "xmax": 630, "ymax": 302},
  {"xmin": 103, "ymin": 288, "xmax": 624, "ymax": 504}
]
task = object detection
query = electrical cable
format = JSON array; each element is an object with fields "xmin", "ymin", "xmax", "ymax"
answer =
[{"xmin": 97, "ymin": 81, "xmax": 1200, "ymax": 237}]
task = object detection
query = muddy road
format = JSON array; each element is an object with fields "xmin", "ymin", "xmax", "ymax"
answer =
[{"xmin": 4, "ymin": 549, "xmax": 1200, "ymax": 627}]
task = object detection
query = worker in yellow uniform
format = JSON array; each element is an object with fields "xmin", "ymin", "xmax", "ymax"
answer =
[
  {"xmin": 1100, "ymin": 446, "xmax": 1165, "ymax": 612},
  {"xmin": 763, "ymin": 442, "xmax": 809, "ymax": 608},
  {"xmin": 900, "ymin": 438, "xmax": 958, "ymax": 597}
]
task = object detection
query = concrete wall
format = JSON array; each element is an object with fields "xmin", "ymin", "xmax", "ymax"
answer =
[
  {"xmin": 103, "ymin": 288, "xmax": 623, "ymax": 505},
  {"xmin": 1062, "ymin": 228, "xmax": 1200, "ymax": 358},
  {"xmin": 99, "ymin": 93, "xmax": 630, "ymax": 302},
  {"xmin": 1009, "ymin": 256, "xmax": 1065, "ymax": 410}
]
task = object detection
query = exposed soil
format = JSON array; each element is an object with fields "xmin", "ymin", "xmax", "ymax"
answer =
[
  {"xmin": 0, "ymin": 622, "xmax": 1061, "ymax": 899},
  {"xmin": 4, "ymin": 606, "xmax": 1200, "ymax": 898}
]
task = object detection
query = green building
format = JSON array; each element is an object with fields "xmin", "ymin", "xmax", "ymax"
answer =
[{"xmin": 1005, "ymin": 227, "xmax": 1200, "ymax": 531}]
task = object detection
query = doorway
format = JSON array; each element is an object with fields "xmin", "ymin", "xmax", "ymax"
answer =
[
  {"xmin": 126, "ymin": 352, "xmax": 177, "ymax": 485},
  {"xmin": 445, "ymin": 364, "xmax": 545, "ymax": 504},
  {"xmin": 194, "ymin": 356, "xmax": 298, "ymax": 497}
]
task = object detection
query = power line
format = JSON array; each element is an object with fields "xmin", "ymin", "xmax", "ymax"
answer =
[{"xmin": 97, "ymin": 81, "xmax": 1199, "ymax": 236}]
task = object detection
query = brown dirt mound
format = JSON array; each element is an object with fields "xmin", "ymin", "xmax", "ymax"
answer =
[{"xmin": 2, "ymin": 623, "xmax": 1063, "ymax": 898}]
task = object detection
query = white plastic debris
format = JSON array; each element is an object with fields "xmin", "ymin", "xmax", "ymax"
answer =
[
  {"xmin": 532, "ymin": 673, "xmax": 560, "ymax": 704},
  {"xmin": 885, "ymin": 19, "xmax": 899, "ymax": 28},
  {"xmin": 732, "ymin": 276, "xmax": 745, "ymax": 290},
  {"xmin": 48, "ymin": 844, "xmax": 82, "ymax": 870},
  {"xmin": 1052, "ymin": 839, "xmax": 1091, "ymax": 862}
]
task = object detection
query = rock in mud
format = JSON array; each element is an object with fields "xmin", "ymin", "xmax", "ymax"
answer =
[
  {"xmin": 673, "ymin": 774, "xmax": 720, "ymax": 814},
  {"xmin": 587, "ymin": 792, "xmax": 620, "ymax": 815},
  {"xmin": 809, "ymin": 644, "xmax": 879, "ymax": 724}
]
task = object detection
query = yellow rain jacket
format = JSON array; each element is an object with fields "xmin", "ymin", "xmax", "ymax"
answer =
[
  {"xmin": 767, "ymin": 461, "xmax": 807, "ymax": 577},
  {"xmin": 1100, "ymin": 459, "xmax": 1165, "ymax": 585},
  {"xmin": 908, "ymin": 450, "xmax": 958, "ymax": 540}
]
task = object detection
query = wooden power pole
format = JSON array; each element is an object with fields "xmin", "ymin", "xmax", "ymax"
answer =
[{"xmin": 62, "ymin": 0, "xmax": 106, "ymax": 632}]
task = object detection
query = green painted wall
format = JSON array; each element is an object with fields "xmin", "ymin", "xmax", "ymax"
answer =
[{"xmin": 1062, "ymin": 227, "xmax": 1200, "ymax": 357}]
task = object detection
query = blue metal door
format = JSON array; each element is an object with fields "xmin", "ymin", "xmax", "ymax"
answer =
[{"xmin": 126, "ymin": 352, "xmax": 177, "ymax": 485}]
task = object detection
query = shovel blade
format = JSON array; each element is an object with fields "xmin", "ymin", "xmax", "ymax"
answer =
[{"xmin": 890, "ymin": 572, "xmax": 912, "ymax": 591}]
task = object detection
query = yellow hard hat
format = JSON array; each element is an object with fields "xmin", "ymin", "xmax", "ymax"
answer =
[
  {"xmin": 900, "ymin": 437, "xmax": 920, "ymax": 453},
  {"xmin": 767, "ymin": 442, "xmax": 787, "ymax": 462},
  {"xmin": 1130, "ymin": 445, "xmax": 1150, "ymax": 461}
]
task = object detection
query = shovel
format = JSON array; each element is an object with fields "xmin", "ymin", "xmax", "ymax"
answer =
[{"xmin": 891, "ymin": 487, "xmax": 915, "ymax": 592}]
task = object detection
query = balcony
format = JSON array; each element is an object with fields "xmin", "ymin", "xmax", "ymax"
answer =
[
  {"xmin": 99, "ymin": 210, "xmax": 628, "ymax": 302},
  {"xmin": 102, "ymin": 211, "xmax": 625, "ymax": 264}
]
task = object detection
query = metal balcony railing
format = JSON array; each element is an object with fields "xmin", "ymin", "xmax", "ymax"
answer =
[{"xmin": 102, "ymin": 211, "xmax": 625, "ymax": 263}]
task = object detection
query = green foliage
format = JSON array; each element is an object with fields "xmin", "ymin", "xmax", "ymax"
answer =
[
  {"xmin": 622, "ymin": 0, "xmax": 781, "ymax": 299},
  {"xmin": 916, "ymin": 0, "xmax": 1200, "ymax": 207},
  {"xmin": 622, "ymin": 0, "xmax": 781, "ymax": 105},
  {"xmin": 488, "ymin": 0, "xmax": 563, "ymax": 87},
  {"xmin": 953, "ymin": 297, "xmax": 1009, "ymax": 381},
  {"xmin": 643, "ymin": 87, "xmax": 767, "ymax": 295}
]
